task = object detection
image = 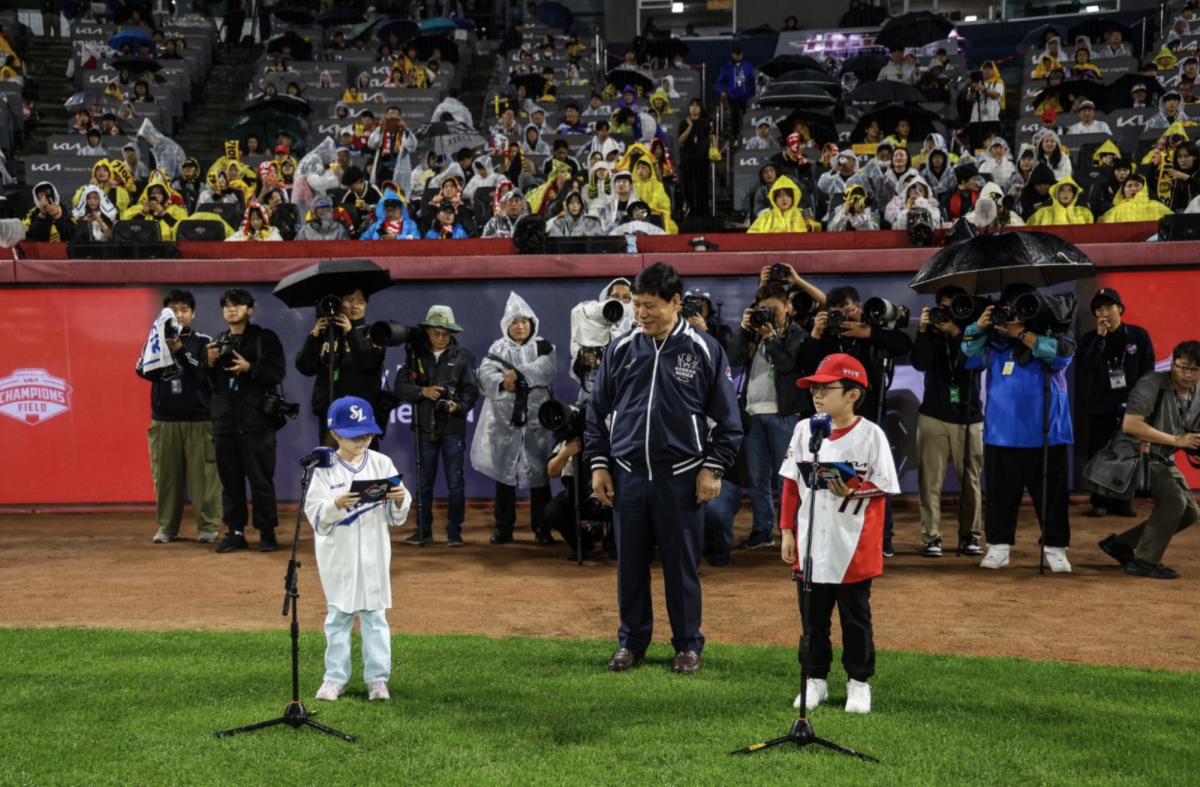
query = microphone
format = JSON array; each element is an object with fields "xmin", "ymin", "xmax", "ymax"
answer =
[
  {"xmin": 808, "ymin": 413, "xmax": 833, "ymax": 454},
  {"xmin": 300, "ymin": 447, "xmax": 335, "ymax": 469}
]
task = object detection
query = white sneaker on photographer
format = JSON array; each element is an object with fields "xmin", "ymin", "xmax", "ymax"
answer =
[
  {"xmin": 1043, "ymin": 546, "xmax": 1072, "ymax": 573},
  {"xmin": 845, "ymin": 680, "xmax": 872, "ymax": 714},
  {"xmin": 315, "ymin": 680, "xmax": 345, "ymax": 701},
  {"xmin": 793, "ymin": 678, "xmax": 828, "ymax": 710},
  {"xmin": 980, "ymin": 544, "xmax": 1010, "ymax": 569}
]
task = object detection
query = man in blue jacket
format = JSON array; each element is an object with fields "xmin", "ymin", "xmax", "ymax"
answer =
[
  {"xmin": 715, "ymin": 46, "xmax": 756, "ymax": 138},
  {"xmin": 962, "ymin": 284, "xmax": 1076, "ymax": 573},
  {"xmin": 585, "ymin": 262, "xmax": 743, "ymax": 675}
]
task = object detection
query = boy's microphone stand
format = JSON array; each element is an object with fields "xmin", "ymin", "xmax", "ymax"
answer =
[
  {"xmin": 730, "ymin": 416, "xmax": 877, "ymax": 762},
  {"xmin": 215, "ymin": 449, "xmax": 356, "ymax": 743}
]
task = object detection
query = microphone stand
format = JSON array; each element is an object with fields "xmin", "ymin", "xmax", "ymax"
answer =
[
  {"xmin": 215, "ymin": 454, "xmax": 355, "ymax": 743},
  {"xmin": 572, "ymin": 451, "xmax": 584, "ymax": 566},
  {"xmin": 405, "ymin": 339, "xmax": 429, "ymax": 548},
  {"xmin": 730, "ymin": 430, "xmax": 877, "ymax": 762}
]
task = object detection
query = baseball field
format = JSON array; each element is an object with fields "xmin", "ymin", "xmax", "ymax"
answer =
[{"xmin": 2, "ymin": 506, "xmax": 1197, "ymax": 786}]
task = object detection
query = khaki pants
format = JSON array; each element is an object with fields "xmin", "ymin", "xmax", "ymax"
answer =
[
  {"xmin": 148, "ymin": 420, "xmax": 223, "ymax": 536},
  {"xmin": 1115, "ymin": 459, "xmax": 1199, "ymax": 565},
  {"xmin": 916, "ymin": 414, "xmax": 982, "ymax": 543}
]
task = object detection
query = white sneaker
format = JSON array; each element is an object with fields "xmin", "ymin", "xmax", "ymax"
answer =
[
  {"xmin": 793, "ymin": 678, "xmax": 828, "ymax": 710},
  {"xmin": 197, "ymin": 531, "xmax": 219, "ymax": 543},
  {"xmin": 152, "ymin": 531, "xmax": 177, "ymax": 543},
  {"xmin": 315, "ymin": 680, "xmax": 346, "ymax": 701},
  {"xmin": 980, "ymin": 544, "xmax": 1011, "ymax": 569},
  {"xmin": 845, "ymin": 679, "xmax": 872, "ymax": 714},
  {"xmin": 367, "ymin": 680, "xmax": 390, "ymax": 701},
  {"xmin": 1043, "ymin": 546, "xmax": 1072, "ymax": 573}
]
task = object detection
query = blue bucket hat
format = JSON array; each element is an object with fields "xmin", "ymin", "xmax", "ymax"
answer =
[{"xmin": 326, "ymin": 396, "xmax": 382, "ymax": 438}]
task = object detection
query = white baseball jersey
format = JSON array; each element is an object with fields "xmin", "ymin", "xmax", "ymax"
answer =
[
  {"xmin": 305, "ymin": 449, "xmax": 411, "ymax": 613},
  {"xmin": 779, "ymin": 417, "xmax": 900, "ymax": 584}
]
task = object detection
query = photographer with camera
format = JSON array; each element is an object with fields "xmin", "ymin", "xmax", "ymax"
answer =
[
  {"xmin": 295, "ymin": 289, "xmax": 388, "ymax": 450},
  {"xmin": 727, "ymin": 279, "xmax": 811, "ymax": 551},
  {"xmin": 828, "ymin": 184, "xmax": 880, "ymax": 231},
  {"xmin": 136, "ymin": 290, "xmax": 223, "ymax": 544},
  {"xmin": 961, "ymin": 283, "xmax": 1076, "ymax": 572},
  {"xmin": 394, "ymin": 306, "xmax": 480, "ymax": 547},
  {"xmin": 1097, "ymin": 342, "xmax": 1200, "ymax": 579},
  {"xmin": 585, "ymin": 263, "xmax": 742, "ymax": 675},
  {"xmin": 471, "ymin": 293, "xmax": 558, "ymax": 546},
  {"xmin": 966, "ymin": 60, "xmax": 1004, "ymax": 151},
  {"xmin": 1078, "ymin": 289, "xmax": 1155, "ymax": 518},
  {"xmin": 912, "ymin": 287, "xmax": 984, "ymax": 557},
  {"xmin": 681, "ymin": 289, "xmax": 732, "ymax": 348},
  {"xmin": 570, "ymin": 277, "xmax": 634, "ymax": 405},
  {"xmin": 800, "ymin": 286, "xmax": 913, "ymax": 557},
  {"xmin": 205, "ymin": 289, "xmax": 288, "ymax": 554}
]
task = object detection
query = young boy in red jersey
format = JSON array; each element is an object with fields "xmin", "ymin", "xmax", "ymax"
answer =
[{"xmin": 779, "ymin": 354, "xmax": 900, "ymax": 714}]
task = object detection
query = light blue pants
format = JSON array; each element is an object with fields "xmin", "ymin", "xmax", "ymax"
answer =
[{"xmin": 323, "ymin": 605, "xmax": 392, "ymax": 685}]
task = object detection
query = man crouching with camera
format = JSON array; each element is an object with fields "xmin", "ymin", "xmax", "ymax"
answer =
[
  {"xmin": 206, "ymin": 288, "xmax": 288, "ymax": 553},
  {"xmin": 1099, "ymin": 341, "xmax": 1200, "ymax": 580}
]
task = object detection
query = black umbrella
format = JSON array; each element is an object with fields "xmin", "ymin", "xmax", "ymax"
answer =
[
  {"xmin": 850, "ymin": 104, "xmax": 941, "ymax": 144},
  {"xmin": 845, "ymin": 80, "xmax": 926, "ymax": 104},
  {"xmin": 606, "ymin": 68, "xmax": 655, "ymax": 96},
  {"xmin": 759, "ymin": 54, "xmax": 825, "ymax": 79},
  {"xmin": 1068, "ymin": 19, "xmax": 1133, "ymax": 50},
  {"xmin": 266, "ymin": 31, "xmax": 314, "ymax": 60},
  {"xmin": 876, "ymin": 11, "xmax": 957, "ymax": 51},
  {"xmin": 1019, "ymin": 24, "xmax": 1064, "ymax": 52},
  {"xmin": 756, "ymin": 82, "xmax": 839, "ymax": 109},
  {"xmin": 112, "ymin": 55, "xmax": 161, "ymax": 73},
  {"xmin": 769, "ymin": 69, "xmax": 841, "ymax": 96},
  {"xmin": 241, "ymin": 94, "xmax": 313, "ymax": 119},
  {"xmin": 274, "ymin": 259, "xmax": 396, "ymax": 309},
  {"xmin": 1105, "ymin": 73, "xmax": 1163, "ymax": 112},
  {"xmin": 406, "ymin": 33, "xmax": 458, "ymax": 64},
  {"xmin": 775, "ymin": 108, "xmax": 839, "ymax": 148},
  {"xmin": 377, "ymin": 18, "xmax": 419, "ymax": 45},
  {"xmin": 840, "ymin": 53, "xmax": 890, "ymax": 83},
  {"xmin": 509, "ymin": 72, "xmax": 548, "ymax": 98},
  {"xmin": 318, "ymin": 7, "xmax": 366, "ymax": 26},
  {"xmin": 414, "ymin": 120, "xmax": 487, "ymax": 156},
  {"xmin": 909, "ymin": 231, "xmax": 1096, "ymax": 294},
  {"xmin": 1031, "ymin": 79, "xmax": 1108, "ymax": 114},
  {"xmin": 644, "ymin": 37, "xmax": 689, "ymax": 62},
  {"xmin": 271, "ymin": 6, "xmax": 317, "ymax": 26}
]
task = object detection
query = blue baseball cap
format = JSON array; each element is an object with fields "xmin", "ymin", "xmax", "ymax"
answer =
[{"xmin": 326, "ymin": 396, "xmax": 381, "ymax": 438}]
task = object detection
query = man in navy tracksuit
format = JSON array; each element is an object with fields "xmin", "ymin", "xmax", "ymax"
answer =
[{"xmin": 585, "ymin": 263, "xmax": 743, "ymax": 675}]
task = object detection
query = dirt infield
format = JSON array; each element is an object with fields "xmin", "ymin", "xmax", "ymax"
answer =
[{"xmin": 1, "ymin": 505, "xmax": 1197, "ymax": 672}]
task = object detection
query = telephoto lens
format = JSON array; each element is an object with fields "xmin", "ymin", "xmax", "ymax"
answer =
[
  {"xmin": 950, "ymin": 294, "xmax": 982, "ymax": 321},
  {"xmin": 601, "ymin": 299, "xmax": 625, "ymax": 324},
  {"xmin": 317, "ymin": 294, "xmax": 342, "ymax": 318}
]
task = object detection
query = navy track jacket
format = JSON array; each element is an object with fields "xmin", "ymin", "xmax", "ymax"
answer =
[{"xmin": 584, "ymin": 318, "xmax": 743, "ymax": 480}]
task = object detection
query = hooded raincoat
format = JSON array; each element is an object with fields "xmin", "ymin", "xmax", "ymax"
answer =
[
  {"xmin": 470, "ymin": 293, "xmax": 557, "ymax": 488},
  {"xmin": 1019, "ymin": 161, "xmax": 1059, "ymax": 218},
  {"xmin": 74, "ymin": 159, "xmax": 132, "ymax": 214},
  {"xmin": 548, "ymin": 192, "xmax": 604, "ymax": 236},
  {"xmin": 978, "ymin": 137, "xmax": 1016, "ymax": 188},
  {"xmin": 227, "ymin": 201, "xmax": 283, "ymax": 241},
  {"xmin": 966, "ymin": 182, "xmax": 1025, "ymax": 228},
  {"xmin": 24, "ymin": 182, "xmax": 75, "ymax": 242},
  {"xmin": 827, "ymin": 184, "xmax": 880, "ymax": 231},
  {"xmin": 71, "ymin": 184, "xmax": 119, "ymax": 240},
  {"xmin": 891, "ymin": 175, "xmax": 943, "ymax": 229},
  {"xmin": 1027, "ymin": 176, "xmax": 1095, "ymax": 225},
  {"xmin": 629, "ymin": 153, "xmax": 678, "ymax": 233},
  {"xmin": 360, "ymin": 188, "xmax": 419, "ymax": 239},
  {"xmin": 1146, "ymin": 91, "xmax": 1190, "ymax": 131},
  {"xmin": 748, "ymin": 175, "xmax": 808, "ymax": 233},
  {"xmin": 120, "ymin": 175, "xmax": 189, "ymax": 240},
  {"xmin": 1101, "ymin": 186, "xmax": 1173, "ymax": 222},
  {"xmin": 817, "ymin": 154, "xmax": 873, "ymax": 219}
]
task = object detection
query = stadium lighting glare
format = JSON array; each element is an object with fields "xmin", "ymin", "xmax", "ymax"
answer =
[
  {"xmin": 1085, "ymin": 4, "xmax": 1099, "ymax": 10},
  {"xmin": 964, "ymin": 14, "xmax": 978, "ymax": 21},
  {"xmin": 671, "ymin": 2, "xmax": 684, "ymax": 11}
]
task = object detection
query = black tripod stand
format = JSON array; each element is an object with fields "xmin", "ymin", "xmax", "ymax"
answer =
[
  {"xmin": 214, "ymin": 452, "xmax": 356, "ymax": 743},
  {"xmin": 731, "ymin": 426, "xmax": 877, "ymax": 762}
]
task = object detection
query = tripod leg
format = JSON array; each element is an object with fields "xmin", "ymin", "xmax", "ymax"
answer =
[
  {"xmin": 213, "ymin": 716, "xmax": 287, "ymax": 738},
  {"xmin": 728, "ymin": 734, "xmax": 796, "ymax": 755},
  {"xmin": 303, "ymin": 718, "xmax": 358, "ymax": 743},
  {"xmin": 811, "ymin": 736, "xmax": 880, "ymax": 763}
]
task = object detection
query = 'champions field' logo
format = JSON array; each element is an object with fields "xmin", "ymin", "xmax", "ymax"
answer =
[{"xmin": 0, "ymin": 369, "xmax": 74, "ymax": 425}]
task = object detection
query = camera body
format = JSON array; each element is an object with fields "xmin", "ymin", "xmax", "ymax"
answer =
[
  {"xmin": 968, "ymin": 69, "xmax": 984, "ymax": 85},
  {"xmin": 929, "ymin": 305, "xmax": 952, "ymax": 325},
  {"xmin": 827, "ymin": 310, "xmax": 848, "ymax": 331},
  {"xmin": 317, "ymin": 294, "xmax": 342, "ymax": 319},
  {"xmin": 681, "ymin": 297, "xmax": 703, "ymax": 319},
  {"xmin": 906, "ymin": 207, "xmax": 935, "ymax": 247},
  {"xmin": 538, "ymin": 398, "xmax": 586, "ymax": 441},
  {"xmin": 216, "ymin": 337, "xmax": 239, "ymax": 368},
  {"xmin": 769, "ymin": 263, "xmax": 791, "ymax": 282},
  {"xmin": 435, "ymin": 383, "xmax": 460, "ymax": 414},
  {"xmin": 749, "ymin": 306, "xmax": 775, "ymax": 330},
  {"xmin": 164, "ymin": 321, "xmax": 179, "ymax": 341},
  {"xmin": 991, "ymin": 304, "xmax": 1017, "ymax": 325}
]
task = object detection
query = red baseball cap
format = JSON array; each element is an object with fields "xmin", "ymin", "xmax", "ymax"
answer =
[
  {"xmin": 274, "ymin": 144, "xmax": 290, "ymax": 155},
  {"xmin": 797, "ymin": 353, "xmax": 869, "ymax": 389}
]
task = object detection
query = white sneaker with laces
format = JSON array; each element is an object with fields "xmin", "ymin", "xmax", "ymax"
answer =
[
  {"xmin": 980, "ymin": 544, "xmax": 1011, "ymax": 569},
  {"xmin": 152, "ymin": 531, "xmax": 176, "ymax": 543},
  {"xmin": 845, "ymin": 680, "xmax": 871, "ymax": 713},
  {"xmin": 793, "ymin": 678, "xmax": 828, "ymax": 710},
  {"xmin": 367, "ymin": 680, "xmax": 390, "ymax": 701},
  {"xmin": 1043, "ymin": 546, "xmax": 1072, "ymax": 573},
  {"xmin": 315, "ymin": 680, "xmax": 346, "ymax": 701}
]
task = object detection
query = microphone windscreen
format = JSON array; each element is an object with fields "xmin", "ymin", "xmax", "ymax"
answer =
[
  {"xmin": 310, "ymin": 447, "xmax": 336, "ymax": 468},
  {"xmin": 810, "ymin": 412, "xmax": 833, "ymax": 439}
]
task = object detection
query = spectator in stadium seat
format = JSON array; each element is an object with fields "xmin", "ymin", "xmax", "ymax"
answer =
[
  {"xmin": 1071, "ymin": 48, "xmax": 1103, "ymax": 82},
  {"xmin": 132, "ymin": 80, "xmax": 155, "ymax": 103},
  {"xmin": 1095, "ymin": 29, "xmax": 1132, "ymax": 59},
  {"xmin": 360, "ymin": 188, "xmax": 418, "ymax": 240},
  {"xmin": 71, "ymin": 185, "xmax": 117, "ymax": 241},
  {"xmin": 1162, "ymin": 141, "xmax": 1200, "ymax": 211},
  {"xmin": 340, "ymin": 165, "xmax": 383, "ymax": 215},
  {"xmin": 919, "ymin": 141, "xmax": 957, "ymax": 197},
  {"xmin": 431, "ymin": 89, "xmax": 473, "ymax": 126},
  {"xmin": 24, "ymin": 182, "xmax": 74, "ymax": 241},
  {"xmin": 818, "ymin": 152, "xmax": 871, "ymax": 219},
  {"xmin": 296, "ymin": 197, "xmax": 351, "ymax": 240},
  {"xmin": 874, "ymin": 147, "xmax": 913, "ymax": 216},
  {"xmin": 918, "ymin": 63, "xmax": 951, "ymax": 103},
  {"xmin": 1089, "ymin": 155, "xmax": 1133, "ymax": 216},
  {"xmin": 80, "ymin": 127, "xmax": 106, "ymax": 157},
  {"xmin": 1027, "ymin": 177, "xmax": 1094, "ymax": 225},
  {"xmin": 892, "ymin": 176, "xmax": 943, "ymax": 230},
  {"xmin": 879, "ymin": 49, "xmax": 916, "ymax": 84},
  {"xmin": 548, "ymin": 191, "xmax": 603, "ymax": 236},
  {"xmin": 199, "ymin": 168, "xmax": 250, "ymax": 209},
  {"xmin": 224, "ymin": 201, "xmax": 280, "ymax": 242},
  {"xmin": 583, "ymin": 93, "xmax": 611, "ymax": 118},
  {"xmin": 123, "ymin": 142, "xmax": 150, "ymax": 182},
  {"xmin": 556, "ymin": 102, "xmax": 589, "ymax": 134},
  {"xmin": 482, "ymin": 187, "xmax": 530, "ymax": 237},
  {"xmin": 1147, "ymin": 90, "xmax": 1189, "ymax": 130},
  {"xmin": 1018, "ymin": 161, "xmax": 1059, "ymax": 218},
  {"xmin": 978, "ymin": 137, "xmax": 1015, "ymax": 188},
  {"xmin": 76, "ymin": 160, "xmax": 131, "ymax": 213},
  {"xmin": 630, "ymin": 154, "xmax": 678, "ymax": 233},
  {"xmin": 1036, "ymin": 132, "xmax": 1073, "ymax": 182},
  {"xmin": 1066, "ymin": 101, "xmax": 1112, "ymax": 135},
  {"xmin": 745, "ymin": 121, "xmax": 775, "ymax": 151},
  {"xmin": 748, "ymin": 176, "xmax": 807, "ymax": 233},
  {"xmin": 967, "ymin": 182, "xmax": 1025, "ymax": 228},
  {"xmin": 827, "ymin": 184, "xmax": 879, "ymax": 231},
  {"xmin": 1100, "ymin": 175, "xmax": 1172, "ymax": 222},
  {"xmin": 522, "ymin": 124, "xmax": 552, "ymax": 155},
  {"xmin": 123, "ymin": 175, "xmax": 189, "ymax": 240},
  {"xmin": 424, "ymin": 203, "xmax": 469, "ymax": 239}
]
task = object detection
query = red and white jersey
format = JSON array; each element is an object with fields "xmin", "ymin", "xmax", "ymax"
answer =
[{"xmin": 779, "ymin": 417, "xmax": 900, "ymax": 584}]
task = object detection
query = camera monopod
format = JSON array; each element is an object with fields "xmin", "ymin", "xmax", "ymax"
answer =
[{"xmin": 730, "ymin": 414, "xmax": 877, "ymax": 763}]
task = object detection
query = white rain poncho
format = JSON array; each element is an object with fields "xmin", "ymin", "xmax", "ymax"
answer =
[
  {"xmin": 137, "ymin": 119, "xmax": 185, "ymax": 180},
  {"xmin": 295, "ymin": 136, "xmax": 338, "ymax": 209},
  {"xmin": 568, "ymin": 277, "xmax": 634, "ymax": 390},
  {"xmin": 469, "ymin": 292, "xmax": 558, "ymax": 488}
]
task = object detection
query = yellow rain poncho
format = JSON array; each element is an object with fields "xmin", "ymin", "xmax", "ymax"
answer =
[
  {"xmin": 1153, "ymin": 46, "xmax": 1178, "ymax": 71},
  {"xmin": 73, "ymin": 159, "xmax": 132, "ymax": 213},
  {"xmin": 1099, "ymin": 185, "xmax": 1173, "ymax": 223},
  {"xmin": 629, "ymin": 153, "xmax": 678, "ymax": 234},
  {"xmin": 120, "ymin": 174, "xmax": 190, "ymax": 240},
  {"xmin": 1027, "ymin": 176, "xmax": 1095, "ymax": 226},
  {"xmin": 1032, "ymin": 55, "xmax": 1063, "ymax": 79},
  {"xmin": 748, "ymin": 175, "xmax": 808, "ymax": 234},
  {"xmin": 525, "ymin": 158, "xmax": 573, "ymax": 215}
]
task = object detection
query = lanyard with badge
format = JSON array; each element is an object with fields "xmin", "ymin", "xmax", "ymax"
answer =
[
  {"xmin": 1106, "ymin": 327, "xmax": 1128, "ymax": 390},
  {"xmin": 944, "ymin": 337, "xmax": 962, "ymax": 404}
]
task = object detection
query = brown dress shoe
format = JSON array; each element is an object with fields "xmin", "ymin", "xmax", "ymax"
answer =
[
  {"xmin": 672, "ymin": 650, "xmax": 702, "ymax": 674},
  {"xmin": 607, "ymin": 648, "xmax": 645, "ymax": 672}
]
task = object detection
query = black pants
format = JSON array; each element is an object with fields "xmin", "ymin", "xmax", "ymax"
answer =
[
  {"xmin": 798, "ymin": 578, "xmax": 875, "ymax": 683},
  {"xmin": 213, "ymin": 427, "xmax": 278, "ymax": 533},
  {"xmin": 983, "ymin": 443, "xmax": 1071, "ymax": 548},
  {"xmin": 494, "ymin": 481, "xmax": 551, "ymax": 535},
  {"xmin": 546, "ymin": 486, "xmax": 593, "ymax": 551},
  {"xmin": 1086, "ymin": 412, "xmax": 1121, "ymax": 509},
  {"xmin": 727, "ymin": 98, "xmax": 747, "ymax": 136}
]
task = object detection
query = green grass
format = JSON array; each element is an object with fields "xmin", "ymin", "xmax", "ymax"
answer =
[{"xmin": 0, "ymin": 628, "xmax": 1195, "ymax": 787}]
